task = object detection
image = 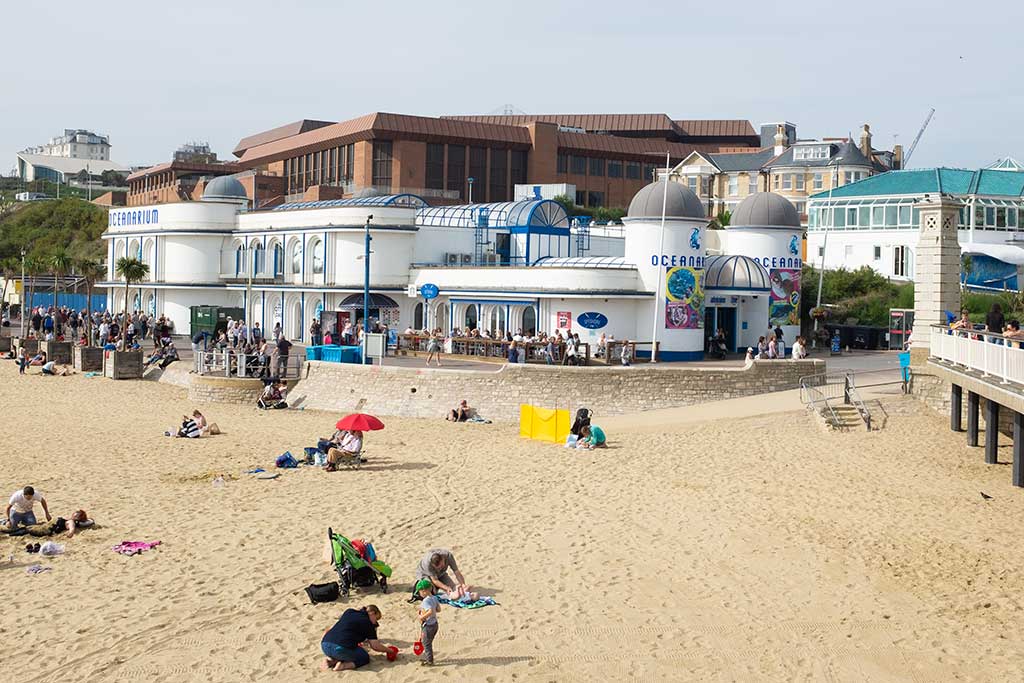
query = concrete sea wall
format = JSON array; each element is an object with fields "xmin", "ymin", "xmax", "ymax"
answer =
[{"xmin": 284, "ymin": 359, "xmax": 825, "ymax": 422}]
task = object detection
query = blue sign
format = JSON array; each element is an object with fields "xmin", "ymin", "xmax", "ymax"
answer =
[
  {"xmin": 577, "ymin": 312, "xmax": 608, "ymax": 330},
  {"xmin": 420, "ymin": 283, "xmax": 439, "ymax": 300},
  {"xmin": 109, "ymin": 208, "xmax": 159, "ymax": 228}
]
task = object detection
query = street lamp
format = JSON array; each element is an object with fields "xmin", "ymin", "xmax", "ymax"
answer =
[
  {"xmin": 20, "ymin": 248, "xmax": 26, "ymax": 338},
  {"xmin": 363, "ymin": 214, "xmax": 373, "ymax": 365},
  {"xmin": 468, "ymin": 177, "xmax": 474, "ymax": 203}
]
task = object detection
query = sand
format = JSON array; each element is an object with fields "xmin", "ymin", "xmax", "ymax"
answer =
[{"xmin": 4, "ymin": 363, "xmax": 1024, "ymax": 682}]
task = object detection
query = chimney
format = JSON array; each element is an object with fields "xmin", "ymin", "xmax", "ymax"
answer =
[
  {"xmin": 893, "ymin": 144, "xmax": 904, "ymax": 170},
  {"xmin": 859, "ymin": 124, "xmax": 872, "ymax": 158},
  {"xmin": 773, "ymin": 125, "xmax": 787, "ymax": 156}
]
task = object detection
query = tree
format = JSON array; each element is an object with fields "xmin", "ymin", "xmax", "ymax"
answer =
[
  {"xmin": 552, "ymin": 194, "xmax": 575, "ymax": 216},
  {"xmin": 710, "ymin": 209, "xmax": 732, "ymax": 230},
  {"xmin": 0, "ymin": 257, "xmax": 17, "ymax": 318},
  {"xmin": 114, "ymin": 256, "xmax": 149, "ymax": 338},
  {"xmin": 23, "ymin": 256, "xmax": 43, "ymax": 322},
  {"xmin": 49, "ymin": 248, "xmax": 73, "ymax": 310},
  {"xmin": 76, "ymin": 169, "xmax": 91, "ymax": 184},
  {"xmin": 77, "ymin": 259, "xmax": 107, "ymax": 345},
  {"xmin": 100, "ymin": 169, "xmax": 127, "ymax": 187}
]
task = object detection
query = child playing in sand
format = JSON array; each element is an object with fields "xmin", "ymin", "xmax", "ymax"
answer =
[{"xmin": 415, "ymin": 579, "xmax": 441, "ymax": 666}]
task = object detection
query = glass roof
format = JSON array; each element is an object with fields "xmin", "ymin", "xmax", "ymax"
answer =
[
  {"xmin": 272, "ymin": 194, "xmax": 427, "ymax": 212},
  {"xmin": 533, "ymin": 256, "xmax": 634, "ymax": 269},
  {"xmin": 416, "ymin": 199, "xmax": 569, "ymax": 229}
]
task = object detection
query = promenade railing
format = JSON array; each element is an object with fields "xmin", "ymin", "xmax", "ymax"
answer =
[
  {"xmin": 195, "ymin": 348, "xmax": 304, "ymax": 380},
  {"xmin": 930, "ymin": 324, "xmax": 1024, "ymax": 387},
  {"xmin": 395, "ymin": 334, "xmax": 591, "ymax": 365}
]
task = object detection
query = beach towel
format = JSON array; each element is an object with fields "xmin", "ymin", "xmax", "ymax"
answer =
[
  {"xmin": 113, "ymin": 541, "xmax": 162, "ymax": 557},
  {"xmin": 26, "ymin": 564, "xmax": 52, "ymax": 575},
  {"xmin": 437, "ymin": 595, "xmax": 498, "ymax": 609},
  {"xmin": 466, "ymin": 416, "xmax": 492, "ymax": 424}
]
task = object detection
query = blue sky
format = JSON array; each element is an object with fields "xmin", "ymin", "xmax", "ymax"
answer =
[{"xmin": 2, "ymin": 0, "xmax": 1021, "ymax": 172}]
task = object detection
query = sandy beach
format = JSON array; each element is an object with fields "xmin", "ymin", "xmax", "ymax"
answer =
[{"xmin": 4, "ymin": 363, "xmax": 1024, "ymax": 682}]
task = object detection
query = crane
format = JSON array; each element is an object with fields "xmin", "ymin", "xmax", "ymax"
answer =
[{"xmin": 903, "ymin": 108, "xmax": 935, "ymax": 168}]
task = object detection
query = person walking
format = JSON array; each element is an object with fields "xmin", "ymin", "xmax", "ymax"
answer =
[
  {"xmin": 425, "ymin": 331, "xmax": 442, "ymax": 367},
  {"xmin": 310, "ymin": 319, "xmax": 322, "ymax": 347},
  {"xmin": 415, "ymin": 579, "xmax": 441, "ymax": 666}
]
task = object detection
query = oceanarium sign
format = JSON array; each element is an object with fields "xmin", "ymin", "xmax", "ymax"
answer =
[{"xmin": 109, "ymin": 208, "xmax": 159, "ymax": 228}]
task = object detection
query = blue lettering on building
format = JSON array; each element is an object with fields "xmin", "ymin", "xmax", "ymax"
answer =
[
  {"xmin": 577, "ymin": 312, "xmax": 608, "ymax": 330},
  {"xmin": 109, "ymin": 209, "xmax": 159, "ymax": 228}
]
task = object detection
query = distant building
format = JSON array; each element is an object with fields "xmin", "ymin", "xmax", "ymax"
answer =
[
  {"xmin": 174, "ymin": 142, "xmax": 219, "ymax": 164},
  {"xmin": 667, "ymin": 123, "xmax": 902, "ymax": 224},
  {"xmin": 23, "ymin": 128, "xmax": 111, "ymax": 160},
  {"xmin": 806, "ymin": 161, "xmax": 1024, "ymax": 288},
  {"xmin": 17, "ymin": 128, "xmax": 129, "ymax": 183}
]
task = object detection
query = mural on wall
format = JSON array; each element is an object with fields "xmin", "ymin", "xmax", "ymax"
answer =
[
  {"xmin": 665, "ymin": 266, "xmax": 703, "ymax": 330},
  {"xmin": 769, "ymin": 268, "xmax": 801, "ymax": 327}
]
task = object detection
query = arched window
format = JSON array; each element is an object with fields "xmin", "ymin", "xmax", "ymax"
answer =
[
  {"xmin": 147, "ymin": 293, "xmax": 156, "ymax": 316},
  {"xmin": 235, "ymin": 246, "xmax": 245, "ymax": 276},
  {"xmin": 289, "ymin": 240, "xmax": 301, "ymax": 274},
  {"xmin": 523, "ymin": 306, "xmax": 537, "ymax": 335},
  {"xmin": 464, "ymin": 305, "xmax": 478, "ymax": 331},
  {"xmin": 273, "ymin": 243, "xmax": 284, "ymax": 276},
  {"xmin": 311, "ymin": 239, "xmax": 324, "ymax": 274},
  {"xmin": 253, "ymin": 242, "xmax": 266, "ymax": 274},
  {"xmin": 414, "ymin": 302, "xmax": 424, "ymax": 329}
]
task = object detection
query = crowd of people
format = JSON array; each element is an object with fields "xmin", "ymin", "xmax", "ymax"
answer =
[
  {"xmin": 742, "ymin": 324, "xmax": 809, "ymax": 362},
  {"xmin": 402, "ymin": 326, "xmax": 620, "ymax": 366}
]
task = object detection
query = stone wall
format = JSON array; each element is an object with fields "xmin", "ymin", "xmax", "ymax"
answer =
[
  {"xmin": 286, "ymin": 359, "xmax": 825, "ymax": 422},
  {"xmin": 188, "ymin": 375, "xmax": 269, "ymax": 405}
]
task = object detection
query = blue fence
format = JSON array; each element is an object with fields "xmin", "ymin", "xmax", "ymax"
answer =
[{"xmin": 27, "ymin": 292, "xmax": 108, "ymax": 312}]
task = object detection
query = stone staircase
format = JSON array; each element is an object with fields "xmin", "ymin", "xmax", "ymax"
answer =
[{"xmin": 822, "ymin": 404, "xmax": 867, "ymax": 431}]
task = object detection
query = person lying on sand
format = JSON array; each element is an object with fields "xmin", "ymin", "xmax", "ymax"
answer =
[
  {"xmin": 446, "ymin": 400, "xmax": 471, "ymax": 422},
  {"xmin": 51, "ymin": 510, "xmax": 95, "ymax": 538}
]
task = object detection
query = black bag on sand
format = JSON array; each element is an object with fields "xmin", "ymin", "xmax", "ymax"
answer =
[{"xmin": 305, "ymin": 582, "xmax": 340, "ymax": 604}]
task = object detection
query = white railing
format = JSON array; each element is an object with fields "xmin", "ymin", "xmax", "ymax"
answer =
[
  {"xmin": 195, "ymin": 348, "xmax": 304, "ymax": 380},
  {"xmin": 930, "ymin": 324, "xmax": 1024, "ymax": 387}
]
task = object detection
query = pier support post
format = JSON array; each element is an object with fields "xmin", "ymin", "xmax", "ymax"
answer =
[
  {"xmin": 967, "ymin": 391, "xmax": 979, "ymax": 447},
  {"xmin": 951, "ymin": 384, "xmax": 962, "ymax": 431},
  {"xmin": 985, "ymin": 400, "xmax": 999, "ymax": 464},
  {"xmin": 1014, "ymin": 412, "xmax": 1024, "ymax": 488}
]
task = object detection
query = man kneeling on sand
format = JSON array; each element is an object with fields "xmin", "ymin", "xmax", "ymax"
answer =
[{"xmin": 320, "ymin": 605, "xmax": 397, "ymax": 671}]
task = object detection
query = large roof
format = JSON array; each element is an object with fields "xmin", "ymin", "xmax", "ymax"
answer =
[
  {"xmin": 232, "ymin": 119, "xmax": 335, "ymax": 157},
  {"xmin": 556, "ymin": 130, "xmax": 721, "ymax": 161},
  {"xmin": 271, "ymin": 194, "xmax": 428, "ymax": 211},
  {"xmin": 127, "ymin": 160, "xmax": 242, "ymax": 182},
  {"xmin": 627, "ymin": 181, "xmax": 706, "ymax": 220},
  {"xmin": 237, "ymin": 113, "xmax": 532, "ymax": 166},
  {"xmin": 445, "ymin": 114, "xmax": 756, "ymax": 140},
  {"xmin": 17, "ymin": 153, "xmax": 129, "ymax": 175},
  {"xmin": 707, "ymin": 148, "xmax": 776, "ymax": 172},
  {"xmin": 809, "ymin": 168, "xmax": 1024, "ymax": 200},
  {"xmin": 416, "ymin": 199, "xmax": 569, "ymax": 230}
]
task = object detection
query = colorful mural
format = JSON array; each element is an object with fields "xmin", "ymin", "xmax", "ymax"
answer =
[
  {"xmin": 665, "ymin": 266, "xmax": 703, "ymax": 330},
  {"xmin": 769, "ymin": 268, "xmax": 801, "ymax": 327}
]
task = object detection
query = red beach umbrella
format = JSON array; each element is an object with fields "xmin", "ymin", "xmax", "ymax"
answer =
[{"xmin": 335, "ymin": 413, "xmax": 385, "ymax": 431}]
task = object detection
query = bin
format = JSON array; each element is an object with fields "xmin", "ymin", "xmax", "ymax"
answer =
[{"xmin": 305, "ymin": 346, "xmax": 323, "ymax": 361}]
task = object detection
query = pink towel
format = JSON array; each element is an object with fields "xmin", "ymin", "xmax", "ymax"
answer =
[{"xmin": 113, "ymin": 541, "xmax": 162, "ymax": 556}]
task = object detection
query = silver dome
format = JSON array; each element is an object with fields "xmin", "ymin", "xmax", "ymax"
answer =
[
  {"xmin": 627, "ymin": 180, "xmax": 706, "ymax": 220},
  {"xmin": 703, "ymin": 255, "xmax": 771, "ymax": 291},
  {"xmin": 731, "ymin": 192, "xmax": 800, "ymax": 228}
]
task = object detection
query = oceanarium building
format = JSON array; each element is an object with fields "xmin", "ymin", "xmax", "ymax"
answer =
[{"xmin": 102, "ymin": 177, "xmax": 803, "ymax": 360}]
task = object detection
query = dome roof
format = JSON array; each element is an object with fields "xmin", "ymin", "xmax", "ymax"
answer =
[
  {"xmin": 703, "ymin": 255, "xmax": 771, "ymax": 291},
  {"xmin": 731, "ymin": 192, "xmax": 800, "ymax": 228},
  {"xmin": 202, "ymin": 175, "xmax": 248, "ymax": 201},
  {"xmin": 627, "ymin": 180, "xmax": 705, "ymax": 220}
]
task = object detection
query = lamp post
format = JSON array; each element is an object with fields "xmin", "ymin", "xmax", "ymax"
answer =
[
  {"xmin": 363, "ymin": 214, "xmax": 373, "ymax": 365},
  {"xmin": 649, "ymin": 152, "xmax": 671, "ymax": 363},
  {"xmin": 811, "ymin": 160, "xmax": 840, "ymax": 349},
  {"xmin": 468, "ymin": 177, "xmax": 474, "ymax": 203},
  {"xmin": 20, "ymin": 248, "xmax": 26, "ymax": 338}
]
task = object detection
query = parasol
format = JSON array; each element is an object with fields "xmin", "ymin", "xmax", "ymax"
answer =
[{"xmin": 335, "ymin": 413, "xmax": 386, "ymax": 431}]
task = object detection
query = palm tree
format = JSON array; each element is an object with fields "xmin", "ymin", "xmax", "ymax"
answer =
[
  {"xmin": 710, "ymin": 209, "xmax": 732, "ymax": 230},
  {"xmin": 114, "ymin": 257, "xmax": 149, "ymax": 339},
  {"xmin": 0, "ymin": 257, "xmax": 17, "ymax": 322},
  {"xmin": 23, "ymin": 257, "xmax": 43, "ymax": 329},
  {"xmin": 78, "ymin": 259, "xmax": 107, "ymax": 345},
  {"xmin": 49, "ymin": 248, "xmax": 73, "ymax": 311}
]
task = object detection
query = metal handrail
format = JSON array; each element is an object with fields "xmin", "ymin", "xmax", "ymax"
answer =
[
  {"xmin": 195, "ymin": 348, "xmax": 304, "ymax": 379},
  {"xmin": 844, "ymin": 376, "xmax": 872, "ymax": 430},
  {"xmin": 801, "ymin": 378, "xmax": 843, "ymax": 429}
]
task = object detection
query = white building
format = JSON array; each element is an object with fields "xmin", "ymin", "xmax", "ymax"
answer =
[
  {"xmin": 17, "ymin": 128, "xmax": 129, "ymax": 183},
  {"xmin": 23, "ymin": 129, "xmax": 111, "ymax": 160},
  {"xmin": 807, "ymin": 164, "xmax": 1024, "ymax": 290},
  {"xmin": 102, "ymin": 177, "xmax": 805, "ymax": 360}
]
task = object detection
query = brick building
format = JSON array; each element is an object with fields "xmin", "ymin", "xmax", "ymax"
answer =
[{"xmin": 229, "ymin": 112, "xmax": 761, "ymax": 209}]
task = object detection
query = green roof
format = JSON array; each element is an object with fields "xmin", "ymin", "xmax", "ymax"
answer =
[{"xmin": 809, "ymin": 168, "xmax": 1024, "ymax": 200}]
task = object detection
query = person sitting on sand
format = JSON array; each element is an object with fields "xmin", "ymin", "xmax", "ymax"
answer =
[
  {"xmin": 28, "ymin": 351, "xmax": 46, "ymax": 366},
  {"xmin": 6, "ymin": 486, "xmax": 51, "ymax": 529},
  {"xmin": 446, "ymin": 400, "xmax": 471, "ymax": 422},
  {"xmin": 257, "ymin": 381, "xmax": 288, "ymax": 409},
  {"xmin": 577, "ymin": 424, "xmax": 607, "ymax": 449},
  {"xmin": 320, "ymin": 605, "xmax": 395, "ymax": 672},
  {"xmin": 176, "ymin": 414, "xmax": 201, "ymax": 438},
  {"xmin": 192, "ymin": 410, "xmax": 219, "ymax": 436},
  {"xmin": 412, "ymin": 549, "xmax": 468, "ymax": 600},
  {"xmin": 325, "ymin": 430, "xmax": 364, "ymax": 470},
  {"xmin": 41, "ymin": 361, "xmax": 72, "ymax": 376}
]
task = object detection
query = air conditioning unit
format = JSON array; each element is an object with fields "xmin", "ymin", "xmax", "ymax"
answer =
[
  {"xmin": 484, "ymin": 253, "xmax": 501, "ymax": 265},
  {"xmin": 445, "ymin": 253, "xmax": 461, "ymax": 266},
  {"xmin": 461, "ymin": 254, "xmax": 474, "ymax": 265}
]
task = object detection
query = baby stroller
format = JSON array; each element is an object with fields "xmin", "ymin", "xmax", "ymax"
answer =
[
  {"xmin": 570, "ymin": 407, "xmax": 592, "ymax": 437},
  {"xmin": 257, "ymin": 377, "xmax": 288, "ymax": 410},
  {"xmin": 328, "ymin": 528, "xmax": 391, "ymax": 597}
]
